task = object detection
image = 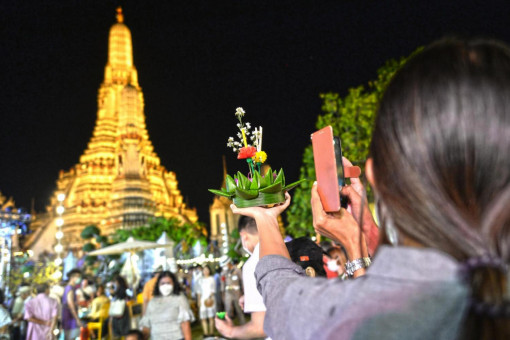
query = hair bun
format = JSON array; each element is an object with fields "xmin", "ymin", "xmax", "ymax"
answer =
[{"xmin": 461, "ymin": 255, "xmax": 510, "ymax": 318}]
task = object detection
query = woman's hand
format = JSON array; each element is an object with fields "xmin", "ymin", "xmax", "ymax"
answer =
[
  {"xmin": 231, "ymin": 193, "xmax": 292, "ymax": 259},
  {"xmin": 311, "ymin": 182, "xmax": 365, "ymax": 260},
  {"xmin": 230, "ymin": 192, "xmax": 291, "ymax": 220},
  {"xmin": 342, "ymin": 157, "xmax": 380, "ymax": 255}
]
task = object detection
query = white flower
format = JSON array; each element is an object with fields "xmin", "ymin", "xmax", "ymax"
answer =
[
  {"xmin": 235, "ymin": 107, "xmax": 245, "ymax": 118},
  {"xmin": 246, "ymin": 122, "xmax": 251, "ymax": 129},
  {"xmin": 237, "ymin": 132, "xmax": 242, "ymax": 139},
  {"xmin": 228, "ymin": 137, "xmax": 234, "ymax": 142},
  {"xmin": 233, "ymin": 148, "xmax": 237, "ymax": 152},
  {"xmin": 236, "ymin": 123, "xmax": 242, "ymax": 128}
]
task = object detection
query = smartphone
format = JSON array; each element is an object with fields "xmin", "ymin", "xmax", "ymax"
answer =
[{"xmin": 311, "ymin": 126, "xmax": 347, "ymax": 212}]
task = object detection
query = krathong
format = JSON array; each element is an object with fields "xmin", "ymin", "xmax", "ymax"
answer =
[{"xmin": 209, "ymin": 107, "xmax": 305, "ymax": 208}]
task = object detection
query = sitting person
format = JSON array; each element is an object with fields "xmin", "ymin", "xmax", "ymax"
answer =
[
  {"xmin": 76, "ymin": 276, "xmax": 95, "ymax": 308},
  {"xmin": 88, "ymin": 285, "xmax": 109, "ymax": 320},
  {"xmin": 231, "ymin": 38, "xmax": 510, "ymax": 339},
  {"xmin": 140, "ymin": 271, "xmax": 193, "ymax": 340}
]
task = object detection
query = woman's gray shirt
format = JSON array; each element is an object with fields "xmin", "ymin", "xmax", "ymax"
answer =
[{"xmin": 255, "ymin": 245, "xmax": 469, "ymax": 340}]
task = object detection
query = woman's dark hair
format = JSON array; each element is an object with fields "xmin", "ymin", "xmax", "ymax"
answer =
[
  {"xmin": 96, "ymin": 284, "xmax": 105, "ymax": 296},
  {"xmin": 113, "ymin": 275, "xmax": 128, "ymax": 300},
  {"xmin": 67, "ymin": 268, "xmax": 81, "ymax": 280},
  {"xmin": 202, "ymin": 265, "xmax": 212, "ymax": 276},
  {"xmin": 152, "ymin": 271, "xmax": 182, "ymax": 296},
  {"xmin": 370, "ymin": 37, "xmax": 510, "ymax": 338}
]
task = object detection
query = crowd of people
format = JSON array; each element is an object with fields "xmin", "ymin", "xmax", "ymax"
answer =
[
  {"xmin": 1, "ymin": 37, "xmax": 509, "ymax": 339},
  {"xmin": 0, "ymin": 236, "xmax": 348, "ymax": 340}
]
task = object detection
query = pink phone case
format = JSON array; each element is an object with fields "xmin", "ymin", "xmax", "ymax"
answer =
[{"xmin": 311, "ymin": 126, "xmax": 340, "ymax": 212}]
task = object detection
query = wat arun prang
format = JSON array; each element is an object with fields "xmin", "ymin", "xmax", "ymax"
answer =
[{"xmin": 27, "ymin": 8, "xmax": 198, "ymax": 256}]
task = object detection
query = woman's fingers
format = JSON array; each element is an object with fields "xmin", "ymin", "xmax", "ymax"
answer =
[
  {"xmin": 310, "ymin": 182, "xmax": 325, "ymax": 218},
  {"xmin": 342, "ymin": 156, "xmax": 364, "ymax": 196}
]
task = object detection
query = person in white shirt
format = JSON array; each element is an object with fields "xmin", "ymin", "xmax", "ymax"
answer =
[{"xmin": 215, "ymin": 216, "xmax": 267, "ymax": 339}]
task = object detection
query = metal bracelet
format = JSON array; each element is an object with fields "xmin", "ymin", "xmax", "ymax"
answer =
[{"xmin": 345, "ymin": 258, "xmax": 367, "ymax": 276}]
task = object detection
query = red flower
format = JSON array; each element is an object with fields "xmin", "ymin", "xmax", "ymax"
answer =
[{"xmin": 237, "ymin": 146, "xmax": 257, "ymax": 159}]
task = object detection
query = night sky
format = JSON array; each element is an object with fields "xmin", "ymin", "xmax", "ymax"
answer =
[{"xmin": 2, "ymin": 1, "xmax": 510, "ymax": 227}]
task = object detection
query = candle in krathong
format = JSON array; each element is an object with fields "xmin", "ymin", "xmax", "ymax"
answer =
[
  {"xmin": 258, "ymin": 126, "xmax": 263, "ymax": 152},
  {"xmin": 241, "ymin": 128, "xmax": 248, "ymax": 147}
]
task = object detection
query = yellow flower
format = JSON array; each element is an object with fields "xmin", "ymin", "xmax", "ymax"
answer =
[{"xmin": 253, "ymin": 151, "xmax": 267, "ymax": 163}]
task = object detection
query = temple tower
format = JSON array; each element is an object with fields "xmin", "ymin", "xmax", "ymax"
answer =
[
  {"xmin": 27, "ymin": 8, "xmax": 197, "ymax": 255},
  {"xmin": 209, "ymin": 157, "xmax": 239, "ymax": 255}
]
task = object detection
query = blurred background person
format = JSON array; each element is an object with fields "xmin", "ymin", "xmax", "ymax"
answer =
[
  {"xmin": 109, "ymin": 275, "xmax": 130, "ymax": 339},
  {"xmin": 76, "ymin": 277, "xmax": 95, "ymax": 308},
  {"xmin": 215, "ymin": 216, "xmax": 266, "ymax": 339},
  {"xmin": 0, "ymin": 290, "xmax": 12, "ymax": 339},
  {"xmin": 62, "ymin": 269, "xmax": 82, "ymax": 340},
  {"xmin": 197, "ymin": 265, "xmax": 216, "ymax": 337},
  {"xmin": 11, "ymin": 285, "xmax": 30, "ymax": 340},
  {"xmin": 222, "ymin": 258, "xmax": 245, "ymax": 325},
  {"xmin": 326, "ymin": 245, "xmax": 348, "ymax": 280},
  {"xmin": 24, "ymin": 283, "xmax": 57, "ymax": 340},
  {"xmin": 140, "ymin": 271, "xmax": 193, "ymax": 340}
]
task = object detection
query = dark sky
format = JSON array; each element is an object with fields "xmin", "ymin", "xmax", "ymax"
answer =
[{"xmin": 2, "ymin": 0, "xmax": 510, "ymax": 226}]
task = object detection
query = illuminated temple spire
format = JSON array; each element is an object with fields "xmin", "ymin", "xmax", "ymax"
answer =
[
  {"xmin": 27, "ymin": 8, "xmax": 197, "ymax": 255},
  {"xmin": 104, "ymin": 7, "xmax": 137, "ymax": 86}
]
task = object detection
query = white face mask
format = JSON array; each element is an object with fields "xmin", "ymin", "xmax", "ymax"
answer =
[
  {"xmin": 241, "ymin": 238, "xmax": 253, "ymax": 256},
  {"xmin": 159, "ymin": 284, "xmax": 173, "ymax": 296},
  {"xmin": 327, "ymin": 259, "xmax": 340, "ymax": 272}
]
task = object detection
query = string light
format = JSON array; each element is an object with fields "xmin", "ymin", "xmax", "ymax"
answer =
[{"xmin": 54, "ymin": 193, "xmax": 65, "ymax": 270}]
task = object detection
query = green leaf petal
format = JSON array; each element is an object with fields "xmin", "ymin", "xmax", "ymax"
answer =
[
  {"xmin": 274, "ymin": 169, "xmax": 285, "ymax": 186},
  {"xmin": 283, "ymin": 178, "xmax": 308, "ymax": 191},
  {"xmin": 225, "ymin": 175, "xmax": 236, "ymax": 193},
  {"xmin": 260, "ymin": 172, "xmax": 270, "ymax": 187},
  {"xmin": 266, "ymin": 169, "xmax": 274, "ymax": 184},
  {"xmin": 250, "ymin": 171, "xmax": 261, "ymax": 190},
  {"xmin": 237, "ymin": 172, "xmax": 250, "ymax": 189},
  {"xmin": 259, "ymin": 181, "xmax": 282, "ymax": 193},
  {"xmin": 208, "ymin": 189, "xmax": 233, "ymax": 198},
  {"xmin": 235, "ymin": 187, "xmax": 259, "ymax": 199}
]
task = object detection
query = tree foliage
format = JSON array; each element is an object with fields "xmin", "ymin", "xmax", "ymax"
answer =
[{"xmin": 285, "ymin": 52, "xmax": 419, "ymax": 237}]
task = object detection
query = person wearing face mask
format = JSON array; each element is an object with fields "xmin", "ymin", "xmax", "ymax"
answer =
[
  {"xmin": 326, "ymin": 245, "xmax": 349, "ymax": 280},
  {"xmin": 140, "ymin": 271, "xmax": 194, "ymax": 340},
  {"xmin": 62, "ymin": 268, "xmax": 83, "ymax": 340},
  {"xmin": 215, "ymin": 216, "xmax": 268, "ymax": 339}
]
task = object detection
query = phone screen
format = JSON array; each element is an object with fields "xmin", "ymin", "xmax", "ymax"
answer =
[{"xmin": 333, "ymin": 137, "xmax": 348, "ymax": 208}]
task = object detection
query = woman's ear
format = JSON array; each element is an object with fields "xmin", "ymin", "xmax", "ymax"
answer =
[{"xmin": 365, "ymin": 158, "xmax": 376, "ymax": 189}]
